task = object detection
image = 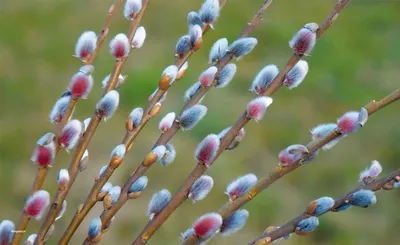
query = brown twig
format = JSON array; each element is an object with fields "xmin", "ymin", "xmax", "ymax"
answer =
[
  {"xmin": 181, "ymin": 88, "xmax": 400, "ymax": 245},
  {"xmin": 248, "ymin": 168, "xmax": 400, "ymax": 245},
  {"xmin": 130, "ymin": 1, "xmax": 354, "ymax": 244},
  {"xmin": 10, "ymin": 2, "xmax": 124, "ymax": 245},
  {"xmin": 81, "ymin": 1, "xmax": 275, "ymax": 244},
  {"xmin": 61, "ymin": 2, "xmax": 233, "ymax": 244},
  {"xmin": 33, "ymin": 2, "xmax": 151, "ymax": 245}
]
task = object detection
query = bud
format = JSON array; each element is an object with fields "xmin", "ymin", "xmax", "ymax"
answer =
[
  {"xmin": 337, "ymin": 111, "xmax": 363, "ymax": 135},
  {"xmin": 193, "ymin": 213, "xmax": 222, "ymax": 239},
  {"xmin": 124, "ymin": 0, "xmax": 142, "ymax": 20},
  {"xmin": 88, "ymin": 217, "xmax": 102, "ymax": 242},
  {"xmin": 78, "ymin": 149, "xmax": 89, "ymax": 171},
  {"xmin": 306, "ymin": 196, "xmax": 335, "ymax": 215},
  {"xmin": 176, "ymin": 35, "xmax": 192, "ymax": 56},
  {"xmin": 289, "ymin": 23, "xmax": 318, "ymax": 56},
  {"xmin": 57, "ymin": 169, "xmax": 70, "ymax": 187},
  {"xmin": 184, "ymin": 82, "xmax": 202, "ymax": 102},
  {"xmin": 189, "ymin": 25, "xmax": 203, "ymax": 50},
  {"xmin": 160, "ymin": 65, "xmax": 179, "ymax": 88},
  {"xmin": 74, "ymin": 31, "xmax": 97, "ymax": 60},
  {"xmin": 246, "ymin": 96, "xmax": 273, "ymax": 121},
  {"xmin": 311, "ymin": 123, "xmax": 342, "ymax": 150},
  {"xmin": 228, "ymin": 37, "xmax": 258, "ymax": 60},
  {"xmin": 144, "ymin": 145, "xmax": 167, "ymax": 166},
  {"xmin": 24, "ymin": 234, "xmax": 37, "ymax": 245},
  {"xmin": 199, "ymin": 0, "xmax": 220, "ymax": 25},
  {"xmin": 226, "ymin": 174, "xmax": 257, "ymax": 200},
  {"xmin": 218, "ymin": 127, "xmax": 245, "ymax": 151},
  {"xmin": 24, "ymin": 190, "xmax": 50, "ymax": 220},
  {"xmin": 55, "ymin": 200, "xmax": 67, "ymax": 221},
  {"xmin": 159, "ymin": 112, "xmax": 176, "ymax": 133},
  {"xmin": 295, "ymin": 216, "xmax": 319, "ymax": 235},
  {"xmin": 283, "ymin": 60, "xmax": 309, "ymax": 89},
  {"xmin": 132, "ymin": 26, "xmax": 146, "ymax": 48},
  {"xmin": 199, "ymin": 66, "xmax": 218, "ymax": 87},
  {"xmin": 96, "ymin": 90, "xmax": 119, "ymax": 120},
  {"xmin": 98, "ymin": 182, "xmax": 113, "ymax": 200},
  {"xmin": 278, "ymin": 144, "xmax": 309, "ymax": 167},
  {"xmin": 127, "ymin": 107, "xmax": 143, "ymax": 131},
  {"xmin": 49, "ymin": 95, "xmax": 70, "ymax": 123},
  {"xmin": 147, "ymin": 189, "xmax": 171, "ymax": 220},
  {"xmin": 263, "ymin": 226, "xmax": 292, "ymax": 242},
  {"xmin": 195, "ymin": 134, "xmax": 220, "ymax": 166},
  {"xmin": 249, "ymin": 65, "xmax": 279, "ymax": 95},
  {"xmin": 220, "ymin": 209, "xmax": 249, "ymax": 236},
  {"xmin": 179, "ymin": 104, "xmax": 208, "ymax": 131},
  {"xmin": 0, "ymin": 220, "xmax": 14, "ymax": 245},
  {"xmin": 215, "ymin": 64, "xmax": 236, "ymax": 88},
  {"xmin": 187, "ymin": 11, "xmax": 203, "ymax": 28},
  {"xmin": 358, "ymin": 107, "xmax": 368, "ymax": 126},
  {"xmin": 109, "ymin": 33, "xmax": 130, "ymax": 59},
  {"xmin": 176, "ymin": 61, "xmax": 189, "ymax": 81},
  {"xmin": 359, "ymin": 160, "xmax": 382, "ymax": 184},
  {"xmin": 59, "ymin": 119, "xmax": 83, "ymax": 150},
  {"xmin": 97, "ymin": 165, "xmax": 108, "ymax": 180},
  {"xmin": 332, "ymin": 202, "xmax": 352, "ymax": 212},
  {"xmin": 111, "ymin": 144, "xmax": 126, "ymax": 160},
  {"xmin": 43, "ymin": 224, "xmax": 55, "ymax": 242},
  {"xmin": 181, "ymin": 228, "xmax": 195, "ymax": 241},
  {"xmin": 209, "ymin": 38, "xmax": 228, "ymax": 65},
  {"xmin": 31, "ymin": 133, "xmax": 56, "ymax": 167},
  {"xmin": 109, "ymin": 186, "xmax": 121, "ymax": 205},
  {"xmin": 128, "ymin": 176, "xmax": 148, "ymax": 194},
  {"xmin": 68, "ymin": 73, "xmax": 93, "ymax": 99},
  {"xmin": 188, "ymin": 175, "xmax": 214, "ymax": 202},
  {"xmin": 348, "ymin": 190, "xmax": 377, "ymax": 207},
  {"xmin": 160, "ymin": 144, "xmax": 176, "ymax": 167},
  {"xmin": 101, "ymin": 74, "xmax": 127, "ymax": 89}
]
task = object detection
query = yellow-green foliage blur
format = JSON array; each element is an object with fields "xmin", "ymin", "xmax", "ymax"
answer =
[{"xmin": 0, "ymin": 0, "xmax": 399, "ymax": 245}]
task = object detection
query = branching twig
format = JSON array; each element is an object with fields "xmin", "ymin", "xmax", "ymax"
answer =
[
  {"xmin": 247, "ymin": 168, "xmax": 400, "ymax": 245},
  {"xmin": 83, "ymin": 1, "xmax": 276, "ymax": 243},
  {"xmin": 128, "ymin": 1, "xmax": 355, "ymax": 244},
  {"xmin": 33, "ymin": 2, "xmax": 151, "ymax": 244},
  {"xmin": 59, "ymin": 1, "xmax": 228, "ymax": 243},
  {"xmin": 10, "ymin": 1, "xmax": 123, "ymax": 245},
  {"xmin": 181, "ymin": 88, "xmax": 400, "ymax": 245}
]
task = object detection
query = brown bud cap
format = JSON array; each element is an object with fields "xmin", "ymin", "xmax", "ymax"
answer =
[
  {"xmin": 77, "ymin": 204, "xmax": 84, "ymax": 214},
  {"xmin": 193, "ymin": 38, "xmax": 203, "ymax": 51},
  {"xmin": 127, "ymin": 142, "xmax": 134, "ymax": 152},
  {"xmin": 90, "ymin": 233, "xmax": 102, "ymax": 244},
  {"xmin": 97, "ymin": 191, "xmax": 108, "ymax": 201},
  {"xmin": 264, "ymin": 226, "xmax": 278, "ymax": 234},
  {"xmin": 126, "ymin": 117, "xmax": 134, "ymax": 131},
  {"xmin": 149, "ymin": 103, "xmax": 161, "ymax": 118},
  {"xmin": 305, "ymin": 200, "xmax": 319, "ymax": 215},
  {"xmin": 159, "ymin": 74, "xmax": 171, "ymax": 90},
  {"xmin": 110, "ymin": 155, "xmax": 123, "ymax": 168},
  {"xmin": 128, "ymin": 191, "xmax": 142, "ymax": 199},
  {"xmin": 103, "ymin": 194, "xmax": 112, "ymax": 210},
  {"xmin": 143, "ymin": 152, "xmax": 158, "ymax": 166}
]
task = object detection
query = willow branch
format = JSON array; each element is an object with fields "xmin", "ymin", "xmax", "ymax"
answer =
[
  {"xmin": 248, "ymin": 168, "xmax": 400, "ymax": 245},
  {"xmin": 33, "ymin": 2, "xmax": 151, "ymax": 245},
  {"xmin": 129, "ymin": 1, "xmax": 355, "ymax": 244},
  {"xmin": 61, "ymin": 2, "xmax": 234, "ymax": 245},
  {"xmin": 81, "ymin": 2, "xmax": 275, "ymax": 244},
  {"xmin": 10, "ymin": 2, "xmax": 123, "ymax": 245},
  {"xmin": 181, "ymin": 88, "xmax": 400, "ymax": 245}
]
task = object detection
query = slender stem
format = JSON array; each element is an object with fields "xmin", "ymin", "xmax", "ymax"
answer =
[
  {"xmin": 10, "ymin": 2, "xmax": 123, "ymax": 244},
  {"xmin": 181, "ymin": 89, "xmax": 400, "ymax": 245},
  {"xmin": 248, "ymin": 168, "xmax": 400, "ymax": 245},
  {"xmin": 133, "ymin": 1, "xmax": 362, "ymax": 244}
]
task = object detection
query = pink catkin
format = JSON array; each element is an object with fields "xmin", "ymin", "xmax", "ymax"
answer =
[
  {"xmin": 70, "ymin": 75, "xmax": 89, "ymax": 97},
  {"xmin": 58, "ymin": 128, "xmax": 73, "ymax": 148},
  {"xmin": 247, "ymin": 104, "xmax": 262, "ymax": 119},
  {"xmin": 36, "ymin": 146, "xmax": 52, "ymax": 167},
  {"xmin": 292, "ymin": 29, "xmax": 315, "ymax": 55},
  {"xmin": 197, "ymin": 140, "xmax": 218, "ymax": 166},
  {"xmin": 113, "ymin": 42, "xmax": 127, "ymax": 58},
  {"xmin": 25, "ymin": 197, "xmax": 47, "ymax": 217},
  {"xmin": 193, "ymin": 215, "xmax": 221, "ymax": 238}
]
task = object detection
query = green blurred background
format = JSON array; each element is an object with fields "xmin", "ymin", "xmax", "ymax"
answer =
[{"xmin": 0, "ymin": 0, "xmax": 399, "ymax": 244}]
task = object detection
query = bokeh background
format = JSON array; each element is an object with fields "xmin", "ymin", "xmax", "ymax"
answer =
[{"xmin": 0, "ymin": 0, "xmax": 399, "ymax": 244}]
